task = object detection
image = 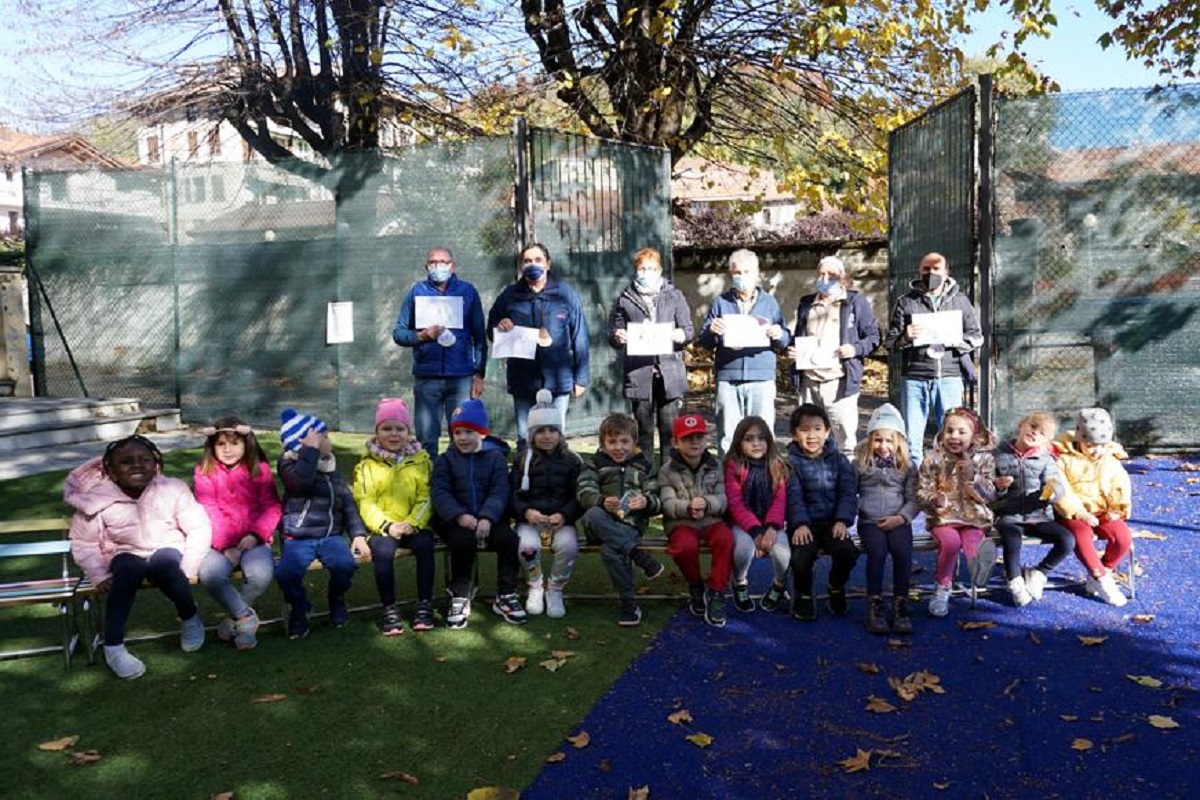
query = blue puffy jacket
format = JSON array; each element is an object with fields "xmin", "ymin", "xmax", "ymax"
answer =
[
  {"xmin": 392, "ymin": 274, "xmax": 487, "ymax": 378},
  {"xmin": 793, "ymin": 290, "xmax": 880, "ymax": 399},
  {"xmin": 431, "ymin": 436, "xmax": 512, "ymax": 525},
  {"xmin": 278, "ymin": 448, "xmax": 367, "ymax": 540},
  {"xmin": 698, "ymin": 288, "xmax": 791, "ymax": 382},
  {"xmin": 785, "ymin": 439, "xmax": 858, "ymax": 528},
  {"xmin": 487, "ymin": 278, "xmax": 590, "ymax": 396}
]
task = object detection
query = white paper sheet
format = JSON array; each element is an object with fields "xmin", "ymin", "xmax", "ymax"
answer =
[
  {"xmin": 326, "ymin": 301, "xmax": 354, "ymax": 344},
  {"xmin": 415, "ymin": 295, "xmax": 464, "ymax": 329},
  {"xmin": 793, "ymin": 335, "xmax": 838, "ymax": 371},
  {"xmin": 721, "ymin": 314, "xmax": 770, "ymax": 349},
  {"xmin": 911, "ymin": 310, "xmax": 963, "ymax": 347},
  {"xmin": 626, "ymin": 322, "xmax": 675, "ymax": 356},
  {"xmin": 491, "ymin": 326, "xmax": 540, "ymax": 360}
]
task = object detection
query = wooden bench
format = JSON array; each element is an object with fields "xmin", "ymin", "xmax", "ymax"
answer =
[{"xmin": 0, "ymin": 518, "xmax": 85, "ymax": 667}]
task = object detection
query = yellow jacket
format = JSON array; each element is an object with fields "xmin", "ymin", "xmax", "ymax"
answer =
[
  {"xmin": 352, "ymin": 445, "xmax": 433, "ymax": 535},
  {"xmin": 1052, "ymin": 431, "xmax": 1131, "ymax": 520}
]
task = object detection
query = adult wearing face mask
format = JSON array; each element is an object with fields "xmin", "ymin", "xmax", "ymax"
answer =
[
  {"xmin": 791, "ymin": 255, "xmax": 881, "ymax": 456},
  {"xmin": 884, "ymin": 252, "xmax": 983, "ymax": 466},
  {"xmin": 608, "ymin": 247, "xmax": 695, "ymax": 465},
  {"xmin": 391, "ymin": 246, "xmax": 487, "ymax": 456},
  {"xmin": 698, "ymin": 248, "xmax": 791, "ymax": 455},
  {"xmin": 488, "ymin": 242, "xmax": 590, "ymax": 448}
]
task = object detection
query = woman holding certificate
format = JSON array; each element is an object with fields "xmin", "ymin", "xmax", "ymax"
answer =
[
  {"xmin": 790, "ymin": 256, "xmax": 881, "ymax": 456},
  {"xmin": 608, "ymin": 247, "xmax": 695, "ymax": 465}
]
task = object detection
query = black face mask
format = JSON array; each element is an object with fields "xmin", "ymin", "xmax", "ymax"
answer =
[{"xmin": 921, "ymin": 272, "xmax": 944, "ymax": 292}]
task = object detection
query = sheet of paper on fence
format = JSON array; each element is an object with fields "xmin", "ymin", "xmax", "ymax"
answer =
[
  {"xmin": 793, "ymin": 336, "xmax": 838, "ymax": 371},
  {"xmin": 911, "ymin": 310, "xmax": 963, "ymax": 347},
  {"xmin": 721, "ymin": 314, "xmax": 770, "ymax": 348},
  {"xmin": 626, "ymin": 322, "xmax": 675, "ymax": 356},
  {"xmin": 491, "ymin": 326, "xmax": 540, "ymax": 360},
  {"xmin": 326, "ymin": 302, "xmax": 354, "ymax": 344},
  {"xmin": 415, "ymin": 295, "xmax": 464, "ymax": 329}
]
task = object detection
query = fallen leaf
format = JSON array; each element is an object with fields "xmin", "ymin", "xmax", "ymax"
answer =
[
  {"xmin": 567, "ymin": 731, "xmax": 591, "ymax": 748},
  {"xmin": 434, "ymin": 655, "xmax": 448, "ymax": 662},
  {"xmin": 1061, "ymin": 715, "xmax": 1079, "ymax": 722},
  {"xmin": 886, "ymin": 638, "xmax": 912, "ymax": 648},
  {"xmin": 502, "ymin": 656, "xmax": 527, "ymax": 674},
  {"xmin": 774, "ymin": 663, "xmax": 788, "ymax": 672},
  {"xmin": 1131, "ymin": 614, "xmax": 1155, "ymax": 624},
  {"xmin": 251, "ymin": 693, "xmax": 287, "ymax": 704},
  {"xmin": 1077, "ymin": 635, "xmax": 1109, "ymax": 647},
  {"xmin": 545, "ymin": 752, "xmax": 566, "ymax": 764},
  {"xmin": 857, "ymin": 663, "xmax": 881, "ymax": 674},
  {"xmin": 565, "ymin": 627, "xmax": 582, "ymax": 640},
  {"xmin": 865, "ymin": 696, "xmax": 897, "ymax": 714},
  {"xmin": 38, "ymin": 735, "xmax": 80, "ymax": 752},
  {"xmin": 379, "ymin": 771, "xmax": 419, "ymax": 784},
  {"xmin": 957, "ymin": 620, "xmax": 996, "ymax": 631},
  {"xmin": 206, "ymin": 674, "xmax": 218, "ymax": 680},
  {"xmin": 1149, "ymin": 715, "xmax": 1180, "ymax": 729},
  {"xmin": 1110, "ymin": 733, "xmax": 1136, "ymax": 744},
  {"xmin": 1071, "ymin": 738, "xmax": 1094, "ymax": 751},
  {"xmin": 839, "ymin": 748, "xmax": 873, "ymax": 773},
  {"xmin": 1127, "ymin": 674, "xmax": 1164, "ymax": 688},
  {"xmin": 1131, "ymin": 529, "xmax": 1167, "ymax": 540},
  {"xmin": 550, "ymin": 650, "xmax": 575, "ymax": 660},
  {"xmin": 628, "ymin": 787, "xmax": 650, "ymax": 800},
  {"xmin": 933, "ymin": 781, "xmax": 951, "ymax": 790},
  {"xmin": 1028, "ymin": 631, "xmax": 1042, "ymax": 645},
  {"xmin": 68, "ymin": 750, "xmax": 102, "ymax": 766},
  {"xmin": 598, "ymin": 759, "xmax": 612, "ymax": 772},
  {"xmin": 1004, "ymin": 679, "xmax": 1020, "ymax": 697},
  {"xmin": 466, "ymin": 788, "xmax": 520, "ymax": 800},
  {"xmin": 685, "ymin": 732, "xmax": 714, "ymax": 748},
  {"xmin": 211, "ymin": 793, "xmax": 234, "ymax": 800},
  {"xmin": 540, "ymin": 659, "xmax": 564, "ymax": 672},
  {"xmin": 667, "ymin": 709, "xmax": 693, "ymax": 725}
]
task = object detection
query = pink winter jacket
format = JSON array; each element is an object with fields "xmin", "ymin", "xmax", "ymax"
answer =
[
  {"xmin": 193, "ymin": 462, "xmax": 282, "ymax": 551},
  {"xmin": 65, "ymin": 456, "xmax": 212, "ymax": 585}
]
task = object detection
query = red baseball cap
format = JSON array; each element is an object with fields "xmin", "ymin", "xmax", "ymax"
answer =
[{"xmin": 673, "ymin": 413, "xmax": 711, "ymax": 440}]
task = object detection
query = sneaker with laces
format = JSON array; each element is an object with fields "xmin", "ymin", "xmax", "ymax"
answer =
[
  {"xmin": 492, "ymin": 593, "xmax": 529, "ymax": 624},
  {"xmin": 329, "ymin": 595, "xmax": 350, "ymax": 628},
  {"xmin": 1095, "ymin": 571, "xmax": 1128, "ymax": 607},
  {"xmin": 618, "ymin": 602, "xmax": 642, "ymax": 627},
  {"xmin": 216, "ymin": 616, "xmax": 236, "ymax": 642},
  {"xmin": 234, "ymin": 608, "xmax": 260, "ymax": 650},
  {"xmin": 631, "ymin": 548, "xmax": 665, "ymax": 580},
  {"xmin": 1023, "ymin": 566, "xmax": 1048, "ymax": 601},
  {"xmin": 759, "ymin": 582, "xmax": 789, "ymax": 613},
  {"xmin": 380, "ymin": 604, "xmax": 405, "ymax": 636},
  {"xmin": 793, "ymin": 594, "xmax": 817, "ymax": 622},
  {"xmin": 288, "ymin": 606, "xmax": 311, "ymax": 639},
  {"xmin": 446, "ymin": 594, "xmax": 471, "ymax": 629},
  {"xmin": 968, "ymin": 539, "xmax": 998, "ymax": 589},
  {"xmin": 412, "ymin": 600, "xmax": 436, "ymax": 631},
  {"xmin": 180, "ymin": 614, "xmax": 205, "ymax": 652},
  {"xmin": 525, "ymin": 585, "xmax": 545, "ymax": 616},
  {"xmin": 687, "ymin": 584, "xmax": 706, "ymax": 617},
  {"xmin": 891, "ymin": 597, "xmax": 914, "ymax": 635},
  {"xmin": 703, "ymin": 589, "xmax": 727, "ymax": 628},
  {"xmin": 545, "ymin": 588, "xmax": 567, "ymax": 618},
  {"xmin": 827, "ymin": 586, "xmax": 849, "ymax": 616},
  {"xmin": 104, "ymin": 644, "xmax": 146, "ymax": 680},
  {"xmin": 928, "ymin": 586, "xmax": 951, "ymax": 617},
  {"xmin": 732, "ymin": 582, "xmax": 754, "ymax": 613},
  {"xmin": 1008, "ymin": 574, "xmax": 1033, "ymax": 607}
]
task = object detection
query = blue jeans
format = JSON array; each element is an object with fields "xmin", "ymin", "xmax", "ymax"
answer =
[
  {"xmin": 199, "ymin": 544, "xmax": 275, "ymax": 618},
  {"xmin": 716, "ymin": 380, "xmax": 776, "ymax": 456},
  {"xmin": 414, "ymin": 375, "xmax": 474, "ymax": 457},
  {"xmin": 901, "ymin": 376, "xmax": 964, "ymax": 466},
  {"xmin": 513, "ymin": 392, "xmax": 569, "ymax": 448},
  {"xmin": 275, "ymin": 535, "xmax": 358, "ymax": 613}
]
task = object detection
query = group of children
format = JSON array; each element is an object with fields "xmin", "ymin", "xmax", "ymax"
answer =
[{"xmin": 65, "ymin": 388, "xmax": 1135, "ymax": 680}]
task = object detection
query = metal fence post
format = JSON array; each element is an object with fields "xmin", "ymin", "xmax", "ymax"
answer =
[
  {"xmin": 513, "ymin": 117, "xmax": 530, "ymax": 249},
  {"xmin": 170, "ymin": 159, "xmax": 182, "ymax": 410},
  {"xmin": 977, "ymin": 74, "xmax": 995, "ymax": 425}
]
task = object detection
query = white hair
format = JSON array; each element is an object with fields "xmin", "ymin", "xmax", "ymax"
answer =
[
  {"xmin": 818, "ymin": 255, "xmax": 845, "ymax": 275},
  {"xmin": 728, "ymin": 248, "xmax": 759, "ymax": 272}
]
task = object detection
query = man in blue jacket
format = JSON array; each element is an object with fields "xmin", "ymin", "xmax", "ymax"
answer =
[
  {"xmin": 487, "ymin": 243, "xmax": 590, "ymax": 448},
  {"xmin": 699, "ymin": 249, "xmax": 791, "ymax": 455},
  {"xmin": 391, "ymin": 247, "xmax": 487, "ymax": 456}
]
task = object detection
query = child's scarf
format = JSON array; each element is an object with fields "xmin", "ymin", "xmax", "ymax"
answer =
[{"xmin": 743, "ymin": 457, "xmax": 772, "ymax": 519}]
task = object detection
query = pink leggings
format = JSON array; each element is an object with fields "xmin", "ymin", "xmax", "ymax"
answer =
[
  {"xmin": 931, "ymin": 524, "xmax": 985, "ymax": 587},
  {"xmin": 1060, "ymin": 516, "xmax": 1132, "ymax": 577}
]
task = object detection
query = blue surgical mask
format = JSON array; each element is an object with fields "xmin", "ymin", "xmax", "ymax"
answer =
[
  {"xmin": 731, "ymin": 274, "xmax": 756, "ymax": 293},
  {"xmin": 815, "ymin": 277, "xmax": 839, "ymax": 294},
  {"xmin": 523, "ymin": 265, "xmax": 546, "ymax": 282},
  {"xmin": 635, "ymin": 272, "xmax": 662, "ymax": 292},
  {"xmin": 428, "ymin": 265, "xmax": 452, "ymax": 284}
]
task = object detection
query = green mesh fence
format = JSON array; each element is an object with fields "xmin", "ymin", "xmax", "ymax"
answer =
[
  {"xmin": 992, "ymin": 85, "xmax": 1200, "ymax": 449},
  {"xmin": 25, "ymin": 130, "xmax": 672, "ymax": 437}
]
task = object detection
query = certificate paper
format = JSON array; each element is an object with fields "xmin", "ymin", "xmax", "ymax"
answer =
[
  {"xmin": 415, "ymin": 295, "xmax": 464, "ymax": 329},
  {"xmin": 911, "ymin": 310, "xmax": 963, "ymax": 347},
  {"xmin": 626, "ymin": 322, "xmax": 675, "ymax": 356},
  {"xmin": 326, "ymin": 302, "xmax": 354, "ymax": 344},
  {"xmin": 721, "ymin": 314, "xmax": 770, "ymax": 348},
  {"xmin": 793, "ymin": 336, "xmax": 838, "ymax": 371},
  {"xmin": 491, "ymin": 326, "xmax": 540, "ymax": 360}
]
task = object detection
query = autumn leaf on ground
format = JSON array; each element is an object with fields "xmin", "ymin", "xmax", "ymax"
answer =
[
  {"xmin": 1004, "ymin": 679, "xmax": 1020, "ymax": 697},
  {"xmin": 251, "ymin": 693, "xmax": 287, "ymax": 704},
  {"xmin": 567, "ymin": 731, "xmax": 591, "ymax": 748},
  {"xmin": 379, "ymin": 771, "xmax": 419, "ymax": 784},
  {"xmin": 1131, "ymin": 614, "xmax": 1155, "ymax": 624},
  {"xmin": 1071, "ymin": 738, "xmax": 1094, "ymax": 751},
  {"xmin": 550, "ymin": 650, "xmax": 575, "ymax": 660},
  {"xmin": 466, "ymin": 788, "xmax": 520, "ymax": 800},
  {"xmin": 1149, "ymin": 715, "xmax": 1181, "ymax": 729},
  {"xmin": 540, "ymin": 658, "xmax": 565, "ymax": 672},
  {"xmin": 667, "ymin": 709, "xmax": 693, "ymax": 725},
  {"xmin": 1131, "ymin": 529, "xmax": 1167, "ymax": 540},
  {"xmin": 1078, "ymin": 635, "xmax": 1108, "ymax": 647},
  {"xmin": 629, "ymin": 787, "xmax": 650, "ymax": 800},
  {"xmin": 598, "ymin": 759, "xmax": 612, "ymax": 772},
  {"xmin": 685, "ymin": 732, "xmax": 714, "ymax": 748},
  {"xmin": 68, "ymin": 750, "xmax": 102, "ymax": 766},
  {"xmin": 1028, "ymin": 631, "xmax": 1042, "ymax": 645},
  {"xmin": 933, "ymin": 781, "xmax": 951, "ymax": 790},
  {"xmin": 1061, "ymin": 715, "xmax": 1078, "ymax": 722},
  {"xmin": 886, "ymin": 638, "xmax": 912, "ymax": 648},
  {"xmin": 839, "ymin": 748, "xmax": 873, "ymax": 773},
  {"xmin": 502, "ymin": 656, "xmax": 527, "ymax": 674},
  {"xmin": 890, "ymin": 670, "xmax": 945, "ymax": 702},
  {"xmin": 434, "ymin": 655, "xmax": 448, "ymax": 662},
  {"xmin": 957, "ymin": 620, "xmax": 996, "ymax": 631},
  {"xmin": 865, "ymin": 696, "xmax": 897, "ymax": 714},
  {"xmin": 38, "ymin": 735, "xmax": 80, "ymax": 751},
  {"xmin": 857, "ymin": 663, "xmax": 881, "ymax": 674},
  {"xmin": 1127, "ymin": 674, "xmax": 1164, "ymax": 688},
  {"xmin": 565, "ymin": 627, "xmax": 582, "ymax": 640},
  {"xmin": 545, "ymin": 752, "xmax": 566, "ymax": 764},
  {"xmin": 210, "ymin": 792, "xmax": 234, "ymax": 800}
]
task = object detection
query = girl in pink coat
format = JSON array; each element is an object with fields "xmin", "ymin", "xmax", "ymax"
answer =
[
  {"xmin": 66, "ymin": 435, "xmax": 212, "ymax": 679},
  {"xmin": 194, "ymin": 417, "xmax": 282, "ymax": 650}
]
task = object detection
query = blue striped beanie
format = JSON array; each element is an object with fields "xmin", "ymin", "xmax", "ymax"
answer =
[{"xmin": 280, "ymin": 408, "xmax": 328, "ymax": 451}]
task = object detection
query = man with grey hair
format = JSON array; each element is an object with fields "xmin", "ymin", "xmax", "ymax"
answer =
[{"xmin": 699, "ymin": 248, "xmax": 791, "ymax": 453}]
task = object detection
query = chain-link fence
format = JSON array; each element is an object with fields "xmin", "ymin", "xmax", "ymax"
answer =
[{"xmin": 25, "ymin": 129, "xmax": 672, "ymax": 436}]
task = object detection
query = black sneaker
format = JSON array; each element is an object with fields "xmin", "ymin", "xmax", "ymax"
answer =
[
  {"xmin": 631, "ymin": 548, "xmax": 665, "ymax": 580},
  {"xmin": 828, "ymin": 586, "xmax": 849, "ymax": 616},
  {"xmin": 492, "ymin": 593, "xmax": 529, "ymax": 624},
  {"xmin": 412, "ymin": 601, "xmax": 436, "ymax": 632},
  {"xmin": 288, "ymin": 607, "xmax": 310, "ymax": 639},
  {"xmin": 759, "ymin": 582, "xmax": 789, "ymax": 613},
  {"xmin": 865, "ymin": 597, "xmax": 889, "ymax": 635},
  {"xmin": 688, "ymin": 584, "xmax": 706, "ymax": 617},
  {"xmin": 891, "ymin": 597, "xmax": 914, "ymax": 635},
  {"xmin": 618, "ymin": 602, "xmax": 642, "ymax": 627},
  {"xmin": 792, "ymin": 595, "xmax": 817, "ymax": 622},
  {"xmin": 732, "ymin": 582, "xmax": 754, "ymax": 613},
  {"xmin": 329, "ymin": 596, "xmax": 350, "ymax": 628},
  {"xmin": 380, "ymin": 604, "xmax": 404, "ymax": 636},
  {"xmin": 704, "ymin": 589, "xmax": 727, "ymax": 628}
]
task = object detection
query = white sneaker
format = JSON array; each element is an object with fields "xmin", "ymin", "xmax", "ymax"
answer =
[
  {"xmin": 1084, "ymin": 573, "xmax": 1103, "ymax": 598},
  {"xmin": 525, "ymin": 585, "xmax": 545, "ymax": 616},
  {"xmin": 545, "ymin": 588, "xmax": 566, "ymax": 618},
  {"xmin": 446, "ymin": 595, "xmax": 471, "ymax": 629},
  {"xmin": 928, "ymin": 586, "xmax": 951, "ymax": 617},
  {"xmin": 104, "ymin": 644, "xmax": 146, "ymax": 680},
  {"xmin": 216, "ymin": 616, "xmax": 236, "ymax": 642},
  {"xmin": 180, "ymin": 615, "xmax": 205, "ymax": 652},
  {"xmin": 1096, "ymin": 571, "xmax": 1128, "ymax": 607},
  {"xmin": 1009, "ymin": 575, "xmax": 1034, "ymax": 607},
  {"xmin": 1023, "ymin": 567, "xmax": 1048, "ymax": 601}
]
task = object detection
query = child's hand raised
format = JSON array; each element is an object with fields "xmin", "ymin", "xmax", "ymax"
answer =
[{"xmin": 300, "ymin": 429, "xmax": 324, "ymax": 450}]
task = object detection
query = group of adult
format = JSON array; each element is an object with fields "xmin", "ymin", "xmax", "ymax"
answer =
[{"xmin": 392, "ymin": 244, "xmax": 982, "ymax": 466}]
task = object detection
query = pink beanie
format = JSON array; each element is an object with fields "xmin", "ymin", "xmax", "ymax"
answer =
[{"xmin": 375, "ymin": 398, "xmax": 412, "ymax": 430}]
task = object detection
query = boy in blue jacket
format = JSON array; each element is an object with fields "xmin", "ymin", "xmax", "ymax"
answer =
[
  {"xmin": 786, "ymin": 403, "xmax": 860, "ymax": 621},
  {"xmin": 432, "ymin": 399, "xmax": 526, "ymax": 628}
]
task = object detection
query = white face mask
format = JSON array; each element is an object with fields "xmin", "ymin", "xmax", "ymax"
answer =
[
  {"xmin": 635, "ymin": 272, "xmax": 662, "ymax": 292},
  {"xmin": 731, "ymin": 274, "xmax": 756, "ymax": 293},
  {"xmin": 427, "ymin": 265, "xmax": 452, "ymax": 284},
  {"xmin": 815, "ymin": 277, "xmax": 840, "ymax": 294}
]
